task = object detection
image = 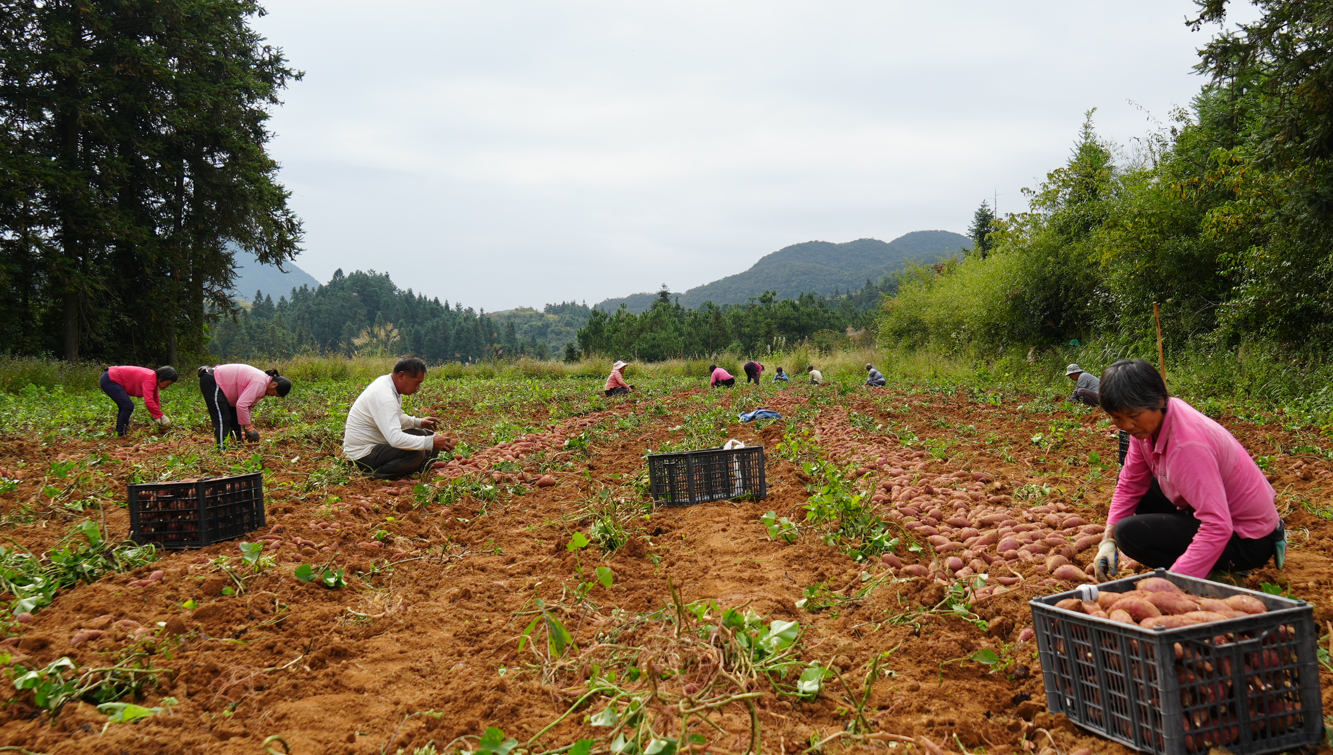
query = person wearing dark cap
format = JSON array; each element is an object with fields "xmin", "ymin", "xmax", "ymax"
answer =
[
  {"xmin": 865, "ymin": 363, "xmax": 886, "ymax": 387},
  {"xmin": 1065, "ymin": 363, "xmax": 1101, "ymax": 406},
  {"xmin": 100, "ymin": 365, "xmax": 177, "ymax": 436}
]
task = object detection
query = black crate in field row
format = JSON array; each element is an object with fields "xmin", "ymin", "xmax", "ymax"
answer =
[
  {"xmin": 1030, "ymin": 569, "xmax": 1322, "ymax": 755},
  {"xmin": 647, "ymin": 446, "xmax": 767, "ymax": 506},
  {"xmin": 128, "ymin": 472, "xmax": 265, "ymax": 550}
]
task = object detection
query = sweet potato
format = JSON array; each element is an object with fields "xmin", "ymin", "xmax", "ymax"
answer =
[
  {"xmin": 1114, "ymin": 598, "xmax": 1162, "ymax": 622},
  {"xmin": 1055, "ymin": 598, "xmax": 1085, "ymax": 613},
  {"xmin": 1045, "ymin": 554, "xmax": 1069, "ymax": 573},
  {"xmin": 1097, "ymin": 592, "xmax": 1122, "ymax": 611},
  {"xmin": 1181, "ymin": 611, "xmax": 1231, "ymax": 625},
  {"xmin": 1144, "ymin": 592, "xmax": 1199, "ymax": 616},
  {"xmin": 1140, "ymin": 614, "xmax": 1198, "ymax": 630},
  {"xmin": 1224, "ymin": 595, "xmax": 1267, "ymax": 615},
  {"xmin": 1052, "ymin": 564, "xmax": 1091, "ymax": 583},
  {"xmin": 1108, "ymin": 609, "xmax": 1136, "ymax": 625},
  {"xmin": 900, "ymin": 564, "xmax": 928, "ymax": 577},
  {"xmin": 1081, "ymin": 601, "xmax": 1106, "ymax": 618},
  {"xmin": 1197, "ymin": 598, "xmax": 1234, "ymax": 614},
  {"xmin": 1136, "ymin": 577, "xmax": 1182, "ymax": 594}
]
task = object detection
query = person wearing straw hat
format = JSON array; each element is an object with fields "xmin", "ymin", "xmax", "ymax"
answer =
[
  {"xmin": 604, "ymin": 360, "xmax": 634, "ymax": 396},
  {"xmin": 1092, "ymin": 359, "xmax": 1285, "ymax": 582},
  {"xmin": 1065, "ymin": 363, "xmax": 1101, "ymax": 406}
]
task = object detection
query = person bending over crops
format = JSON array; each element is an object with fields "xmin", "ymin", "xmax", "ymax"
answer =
[
  {"xmin": 806, "ymin": 365, "xmax": 823, "ymax": 385},
  {"xmin": 709, "ymin": 364, "xmax": 735, "ymax": 388},
  {"xmin": 199, "ymin": 364, "xmax": 292, "ymax": 447},
  {"xmin": 1065, "ymin": 363, "xmax": 1100, "ymax": 406},
  {"xmin": 101, "ymin": 365, "xmax": 177, "ymax": 436},
  {"xmin": 742, "ymin": 360, "xmax": 764, "ymax": 384},
  {"xmin": 1093, "ymin": 359, "xmax": 1284, "ymax": 582},
  {"xmin": 604, "ymin": 360, "xmax": 634, "ymax": 396},
  {"xmin": 865, "ymin": 363, "xmax": 886, "ymax": 387},
  {"xmin": 344, "ymin": 356, "xmax": 457, "ymax": 480},
  {"xmin": 773, "ymin": 367, "xmax": 790, "ymax": 384}
]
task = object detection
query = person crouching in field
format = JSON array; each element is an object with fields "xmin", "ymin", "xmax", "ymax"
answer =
[
  {"xmin": 743, "ymin": 360, "xmax": 764, "ymax": 384},
  {"xmin": 101, "ymin": 365, "xmax": 177, "ymax": 436},
  {"xmin": 344, "ymin": 356, "xmax": 457, "ymax": 480},
  {"xmin": 1093, "ymin": 359, "xmax": 1285, "ymax": 582},
  {"xmin": 709, "ymin": 364, "xmax": 735, "ymax": 388},
  {"xmin": 773, "ymin": 366, "xmax": 790, "ymax": 384},
  {"xmin": 865, "ymin": 363, "xmax": 886, "ymax": 387},
  {"xmin": 604, "ymin": 360, "xmax": 634, "ymax": 396},
  {"xmin": 806, "ymin": 365, "xmax": 822, "ymax": 385},
  {"xmin": 1065, "ymin": 363, "xmax": 1101, "ymax": 406},
  {"xmin": 199, "ymin": 364, "xmax": 291, "ymax": 447}
]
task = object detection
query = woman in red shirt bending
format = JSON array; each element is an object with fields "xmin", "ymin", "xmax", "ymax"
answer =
[{"xmin": 100, "ymin": 366, "xmax": 178, "ymax": 437}]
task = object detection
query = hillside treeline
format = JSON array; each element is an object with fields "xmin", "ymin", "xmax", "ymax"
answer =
[
  {"xmin": 210, "ymin": 269, "xmax": 560, "ymax": 362},
  {"xmin": 576, "ymin": 281, "xmax": 892, "ymax": 361},
  {"xmin": 0, "ymin": 1, "xmax": 301, "ymax": 364},
  {"xmin": 882, "ymin": 1, "xmax": 1333, "ymax": 357}
]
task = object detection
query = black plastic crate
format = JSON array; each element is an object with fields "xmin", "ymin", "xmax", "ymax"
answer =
[
  {"xmin": 647, "ymin": 446, "xmax": 766, "ymax": 506},
  {"xmin": 1030, "ymin": 569, "xmax": 1323, "ymax": 755},
  {"xmin": 128, "ymin": 472, "xmax": 265, "ymax": 549}
]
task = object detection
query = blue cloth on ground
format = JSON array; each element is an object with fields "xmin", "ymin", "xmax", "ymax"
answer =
[{"xmin": 738, "ymin": 408, "xmax": 783, "ymax": 423}]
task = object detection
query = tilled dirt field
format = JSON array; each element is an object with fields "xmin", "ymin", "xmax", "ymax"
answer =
[{"xmin": 1, "ymin": 381, "xmax": 1331, "ymax": 755}]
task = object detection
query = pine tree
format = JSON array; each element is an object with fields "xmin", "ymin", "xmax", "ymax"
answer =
[{"xmin": 967, "ymin": 200, "xmax": 997, "ymax": 258}]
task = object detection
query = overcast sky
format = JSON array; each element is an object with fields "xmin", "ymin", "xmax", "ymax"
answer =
[{"xmin": 252, "ymin": 1, "xmax": 1260, "ymax": 311}]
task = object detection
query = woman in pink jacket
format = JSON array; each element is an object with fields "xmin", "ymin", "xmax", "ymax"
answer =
[
  {"xmin": 1093, "ymin": 359, "xmax": 1283, "ymax": 581},
  {"xmin": 100, "ymin": 365, "xmax": 178, "ymax": 436},
  {"xmin": 198, "ymin": 364, "xmax": 292, "ymax": 447}
]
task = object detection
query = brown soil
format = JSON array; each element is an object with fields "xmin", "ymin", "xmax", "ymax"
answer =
[{"xmin": 1, "ymin": 384, "xmax": 1331, "ymax": 754}]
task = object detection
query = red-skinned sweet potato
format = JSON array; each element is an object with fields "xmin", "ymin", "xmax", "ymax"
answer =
[
  {"xmin": 1144, "ymin": 592, "xmax": 1199, "ymax": 616},
  {"xmin": 1140, "ymin": 614, "xmax": 1198, "ymax": 630},
  {"xmin": 1224, "ymin": 595, "xmax": 1267, "ymax": 615},
  {"xmin": 1136, "ymin": 577, "xmax": 1182, "ymax": 594},
  {"xmin": 1114, "ymin": 598, "xmax": 1162, "ymax": 622}
]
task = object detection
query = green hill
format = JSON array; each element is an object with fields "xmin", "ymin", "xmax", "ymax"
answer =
[{"xmin": 595, "ymin": 230, "xmax": 970, "ymax": 313}]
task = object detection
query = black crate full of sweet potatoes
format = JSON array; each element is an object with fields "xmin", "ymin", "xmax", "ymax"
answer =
[
  {"xmin": 128, "ymin": 472, "xmax": 265, "ymax": 549},
  {"xmin": 1030, "ymin": 569, "xmax": 1322, "ymax": 755}
]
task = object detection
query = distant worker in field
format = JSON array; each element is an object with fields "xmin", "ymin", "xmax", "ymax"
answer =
[
  {"xmin": 1065, "ymin": 363, "xmax": 1100, "ymax": 406},
  {"xmin": 742, "ymin": 360, "xmax": 764, "ymax": 384},
  {"xmin": 101, "ymin": 365, "xmax": 177, "ymax": 437},
  {"xmin": 1092, "ymin": 359, "xmax": 1284, "ymax": 582},
  {"xmin": 806, "ymin": 365, "xmax": 823, "ymax": 385},
  {"xmin": 773, "ymin": 366, "xmax": 790, "ymax": 384},
  {"xmin": 865, "ymin": 363, "xmax": 886, "ymax": 387},
  {"xmin": 709, "ymin": 364, "xmax": 735, "ymax": 388},
  {"xmin": 343, "ymin": 356, "xmax": 457, "ymax": 480},
  {"xmin": 604, "ymin": 360, "xmax": 634, "ymax": 396},
  {"xmin": 199, "ymin": 364, "xmax": 291, "ymax": 446}
]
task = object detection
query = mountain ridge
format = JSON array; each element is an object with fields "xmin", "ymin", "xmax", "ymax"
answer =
[{"xmin": 596, "ymin": 230, "xmax": 969, "ymax": 313}]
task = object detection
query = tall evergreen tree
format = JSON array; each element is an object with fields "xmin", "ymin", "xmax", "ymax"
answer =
[
  {"xmin": 0, "ymin": 0, "xmax": 302, "ymax": 362},
  {"xmin": 966, "ymin": 200, "xmax": 997, "ymax": 258}
]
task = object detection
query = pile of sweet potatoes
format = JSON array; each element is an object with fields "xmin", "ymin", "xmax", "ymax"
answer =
[{"xmin": 1055, "ymin": 577, "xmax": 1267, "ymax": 628}]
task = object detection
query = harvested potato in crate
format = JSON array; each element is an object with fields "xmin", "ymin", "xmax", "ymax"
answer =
[{"xmin": 1030, "ymin": 569, "xmax": 1322, "ymax": 755}]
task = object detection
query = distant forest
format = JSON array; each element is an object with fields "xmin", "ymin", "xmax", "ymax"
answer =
[{"xmin": 208, "ymin": 268, "xmax": 897, "ymax": 362}]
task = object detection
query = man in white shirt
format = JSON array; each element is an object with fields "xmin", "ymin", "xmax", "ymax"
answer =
[
  {"xmin": 807, "ymin": 365, "xmax": 823, "ymax": 385},
  {"xmin": 343, "ymin": 356, "xmax": 456, "ymax": 479}
]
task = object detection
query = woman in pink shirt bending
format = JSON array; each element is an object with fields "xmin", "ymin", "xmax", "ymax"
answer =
[
  {"xmin": 198, "ymin": 364, "xmax": 292, "ymax": 447},
  {"xmin": 100, "ymin": 366, "xmax": 178, "ymax": 436},
  {"xmin": 1093, "ymin": 359, "xmax": 1283, "ymax": 581},
  {"xmin": 709, "ymin": 364, "xmax": 735, "ymax": 388}
]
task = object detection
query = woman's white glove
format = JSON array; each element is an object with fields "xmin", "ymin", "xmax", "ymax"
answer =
[
  {"xmin": 155, "ymin": 415, "xmax": 171, "ymax": 429},
  {"xmin": 1094, "ymin": 540, "xmax": 1119, "ymax": 583}
]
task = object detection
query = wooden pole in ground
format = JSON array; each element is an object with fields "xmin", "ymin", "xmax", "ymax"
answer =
[{"xmin": 1153, "ymin": 301, "xmax": 1167, "ymax": 386}]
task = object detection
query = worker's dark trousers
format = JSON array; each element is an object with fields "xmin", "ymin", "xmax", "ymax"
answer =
[
  {"xmin": 351, "ymin": 429, "xmax": 439, "ymax": 480},
  {"xmin": 1113, "ymin": 477, "xmax": 1281, "ymax": 573},
  {"xmin": 199, "ymin": 368, "xmax": 242, "ymax": 447},
  {"xmin": 100, "ymin": 372, "xmax": 136, "ymax": 436}
]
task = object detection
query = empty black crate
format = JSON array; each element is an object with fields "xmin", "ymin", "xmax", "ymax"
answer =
[
  {"xmin": 1030, "ymin": 569, "xmax": 1323, "ymax": 754},
  {"xmin": 128, "ymin": 472, "xmax": 265, "ymax": 549},
  {"xmin": 647, "ymin": 446, "xmax": 766, "ymax": 506}
]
